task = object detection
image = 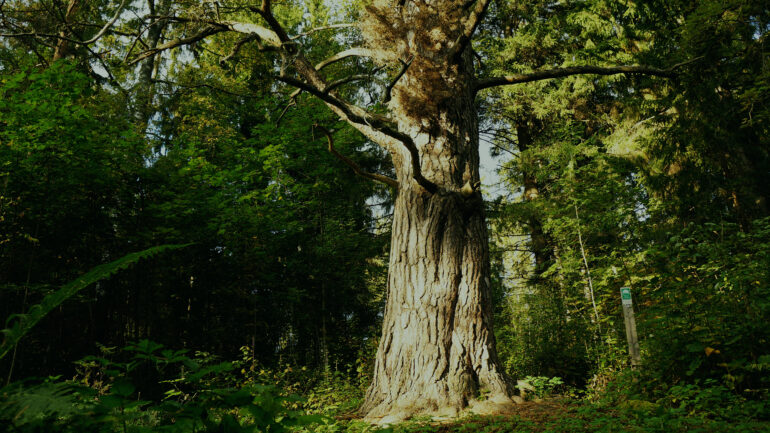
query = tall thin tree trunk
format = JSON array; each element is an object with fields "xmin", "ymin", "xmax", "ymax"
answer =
[
  {"xmin": 52, "ymin": 0, "xmax": 81, "ymax": 61},
  {"xmin": 134, "ymin": 0, "xmax": 170, "ymax": 127}
]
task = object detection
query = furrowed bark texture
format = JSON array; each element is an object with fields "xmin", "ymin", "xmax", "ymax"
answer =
[
  {"xmin": 362, "ymin": 187, "xmax": 513, "ymax": 422},
  {"xmin": 360, "ymin": 4, "xmax": 513, "ymax": 418}
]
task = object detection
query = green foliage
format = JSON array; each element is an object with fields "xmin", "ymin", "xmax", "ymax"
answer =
[
  {"xmin": 1, "ymin": 25, "xmax": 389, "ymax": 378},
  {"xmin": 487, "ymin": 1, "xmax": 770, "ymax": 415},
  {"xmin": 635, "ymin": 218, "xmax": 770, "ymax": 399},
  {"xmin": 1, "ymin": 340, "xmax": 326, "ymax": 433},
  {"xmin": 516, "ymin": 376, "xmax": 566, "ymax": 400},
  {"xmin": 0, "ymin": 245, "xmax": 189, "ymax": 361}
]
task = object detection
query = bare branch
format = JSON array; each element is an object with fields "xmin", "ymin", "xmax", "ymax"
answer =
[
  {"xmin": 123, "ymin": 33, "xmax": 146, "ymax": 62},
  {"xmin": 448, "ymin": 0, "xmax": 491, "ymax": 62},
  {"xmin": 277, "ymin": 75, "xmax": 437, "ymax": 193},
  {"xmin": 220, "ymin": 33, "xmax": 258, "ymax": 64},
  {"xmin": 143, "ymin": 16, "xmax": 283, "ymax": 45},
  {"xmin": 479, "ymin": 135, "xmax": 517, "ymax": 157},
  {"xmin": 221, "ymin": 20, "xmax": 282, "ymax": 47},
  {"xmin": 80, "ymin": 0, "xmax": 129, "ymax": 44},
  {"xmin": 248, "ymin": 0, "xmax": 291, "ymax": 44},
  {"xmin": 121, "ymin": 17, "xmax": 165, "ymax": 62},
  {"xmin": 152, "ymin": 78, "xmax": 262, "ymax": 99},
  {"xmin": 275, "ymin": 75, "xmax": 385, "ymax": 130},
  {"xmin": 129, "ymin": 25, "xmax": 225, "ymax": 65},
  {"xmin": 383, "ymin": 56, "xmax": 412, "ymax": 103},
  {"xmin": 315, "ymin": 47, "xmax": 376, "ymax": 71},
  {"xmin": 314, "ymin": 124, "xmax": 399, "ymax": 189},
  {"xmin": 324, "ymin": 74, "xmax": 376, "ymax": 93},
  {"xmin": 474, "ymin": 58, "xmax": 703, "ymax": 93},
  {"xmin": 290, "ymin": 23, "xmax": 355, "ymax": 40},
  {"xmin": 0, "ymin": 31, "xmax": 58, "ymax": 38},
  {"xmin": 276, "ymin": 97, "xmax": 297, "ymax": 125}
]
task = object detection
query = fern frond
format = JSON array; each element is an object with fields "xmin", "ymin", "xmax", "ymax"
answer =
[{"xmin": 0, "ymin": 244, "xmax": 191, "ymax": 360}]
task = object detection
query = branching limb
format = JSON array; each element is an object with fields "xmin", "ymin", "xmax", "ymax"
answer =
[
  {"xmin": 129, "ymin": 25, "xmax": 225, "ymax": 64},
  {"xmin": 290, "ymin": 23, "xmax": 355, "ymax": 40},
  {"xmin": 277, "ymin": 75, "xmax": 437, "ymax": 193},
  {"xmin": 448, "ymin": 0, "xmax": 491, "ymax": 62},
  {"xmin": 314, "ymin": 124, "xmax": 399, "ymax": 189},
  {"xmin": 248, "ymin": 0, "xmax": 291, "ymax": 44},
  {"xmin": 221, "ymin": 20, "xmax": 282, "ymax": 47},
  {"xmin": 290, "ymin": 65, "xmax": 382, "ymax": 100},
  {"xmin": 276, "ymin": 97, "xmax": 297, "ymax": 125},
  {"xmin": 315, "ymin": 47, "xmax": 376, "ymax": 71},
  {"xmin": 474, "ymin": 58, "xmax": 703, "ymax": 93},
  {"xmin": 122, "ymin": 17, "xmax": 164, "ymax": 61},
  {"xmin": 275, "ymin": 75, "xmax": 388, "ymax": 131},
  {"xmin": 324, "ymin": 73, "xmax": 377, "ymax": 93},
  {"xmin": 80, "ymin": 0, "xmax": 129, "ymax": 44},
  {"xmin": 129, "ymin": 17, "xmax": 286, "ymax": 65},
  {"xmin": 132, "ymin": 4, "xmax": 433, "ymax": 194},
  {"xmin": 0, "ymin": 31, "xmax": 74, "ymax": 40},
  {"xmin": 145, "ymin": 15, "xmax": 284, "ymax": 46},
  {"xmin": 383, "ymin": 56, "xmax": 412, "ymax": 103},
  {"xmin": 220, "ymin": 33, "xmax": 258, "ymax": 63}
]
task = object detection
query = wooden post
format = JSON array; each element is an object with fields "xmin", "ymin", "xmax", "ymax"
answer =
[{"xmin": 620, "ymin": 287, "xmax": 641, "ymax": 366}]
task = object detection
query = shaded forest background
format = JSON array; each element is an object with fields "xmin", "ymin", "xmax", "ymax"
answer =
[{"xmin": 1, "ymin": 0, "xmax": 769, "ymax": 430}]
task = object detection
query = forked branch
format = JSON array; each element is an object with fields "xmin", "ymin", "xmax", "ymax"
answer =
[
  {"xmin": 314, "ymin": 124, "xmax": 399, "ymax": 189},
  {"xmin": 277, "ymin": 76, "xmax": 437, "ymax": 193},
  {"xmin": 324, "ymin": 72, "xmax": 381, "ymax": 93},
  {"xmin": 129, "ymin": 25, "xmax": 225, "ymax": 64},
  {"xmin": 448, "ymin": 0, "xmax": 491, "ymax": 62},
  {"xmin": 383, "ymin": 56, "xmax": 413, "ymax": 103},
  {"xmin": 248, "ymin": 0, "xmax": 291, "ymax": 44},
  {"xmin": 127, "ymin": 5, "xmax": 436, "ymax": 194},
  {"xmin": 290, "ymin": 23, "xmax": 356, "ymax": 40},
  {"xmin": 80, "ymin": 0, "xmax": 129, "ymax": 44}
]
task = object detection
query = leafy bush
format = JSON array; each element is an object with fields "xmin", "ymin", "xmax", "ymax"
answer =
[
  {"xmin": 633, "ymin": 218, "xmax": 770, "ymax": 406},
  {"xmin": 0, "ymin": 340, "xmax": 325, "ymax": 432},
  {"xmin": 516, "ymin": 376, "xmax": 566, "ymax": 400}
]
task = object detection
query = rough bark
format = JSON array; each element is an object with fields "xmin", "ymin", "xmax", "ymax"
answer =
[
  {"xmin": 361, "ymin": 187, "xmax": 514, "ymax": 422},
  {"xmin": 360, "ymin": 27, "xmax": 514, "ymax": 422}
]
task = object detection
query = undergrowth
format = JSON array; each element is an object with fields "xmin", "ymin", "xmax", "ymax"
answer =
[{"xmin": 1, "ymin": 341, "xmax": 768, "ymax": 432}]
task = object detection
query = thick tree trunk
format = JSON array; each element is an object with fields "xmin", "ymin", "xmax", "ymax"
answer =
[
  {"xmin": 361, "ymin": 188, "xmax": 514, "ymax": 422},
  {"xmin": 360, "ymin": 54, "xmax": 514, "ymax": 423}
]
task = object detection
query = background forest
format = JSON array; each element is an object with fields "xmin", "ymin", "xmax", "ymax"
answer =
[{"xmin": 1, "ymin": 0, "xmax": 769, "ymax": 432}]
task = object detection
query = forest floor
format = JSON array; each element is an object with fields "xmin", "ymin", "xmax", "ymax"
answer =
[{"xmin": 350, "ymin": 399, "xmax": 770, "ymax": 433}]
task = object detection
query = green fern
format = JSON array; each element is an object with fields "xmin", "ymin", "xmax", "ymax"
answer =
[
  {"xmin": 0, "ymin": 244, "xmax": 191, "ymax": 360},
  {"xmin": 0, "ymin": 378, "xmax": 89, "ymax": 425}
]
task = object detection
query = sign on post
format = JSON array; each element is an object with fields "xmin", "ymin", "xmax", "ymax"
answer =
[
  {"xmin": 621, "ymin": 287, "xmax": 632, "ymax": 305},
  {"xmin": 620, "ymin": 287, "xmax": 641, "ymax": 366}
]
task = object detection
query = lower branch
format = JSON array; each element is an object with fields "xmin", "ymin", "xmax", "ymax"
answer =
[
  {"xmin": 277, "ymin": 76, "xmax": 437, "ymax": 194},
  {"xmin": 314, "ymin": 124, "xmax": 399, "ymax": 189}
]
